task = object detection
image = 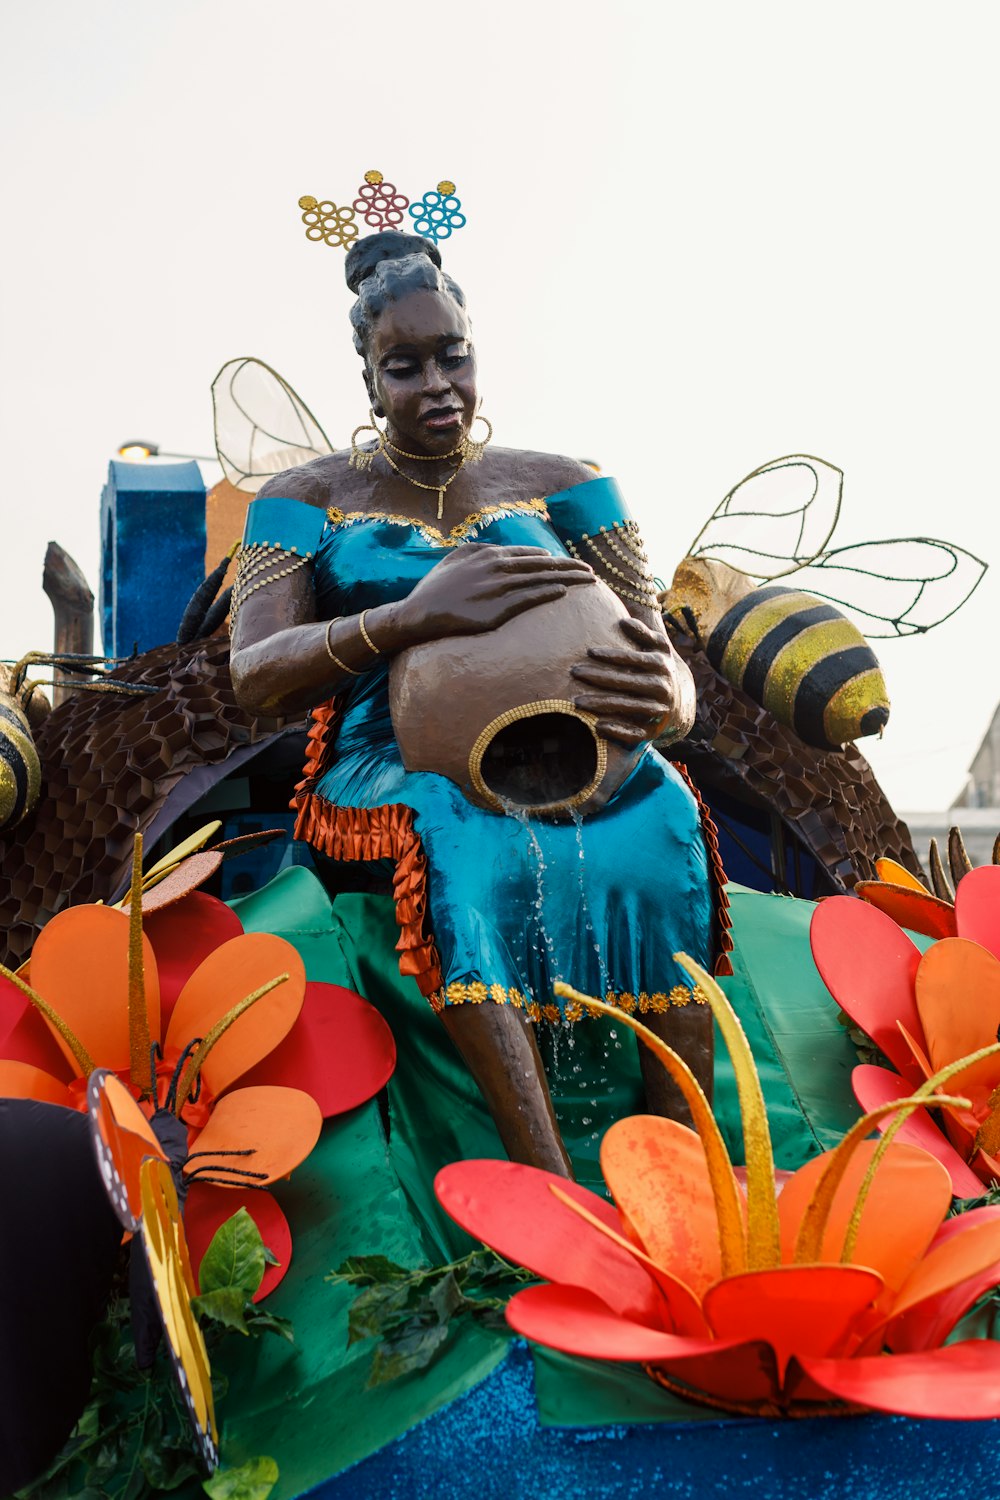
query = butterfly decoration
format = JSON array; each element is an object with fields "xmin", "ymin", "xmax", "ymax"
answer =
[{"xmin": 88, "ymin": 1066, "xmax": 219, "ymax": 1469}]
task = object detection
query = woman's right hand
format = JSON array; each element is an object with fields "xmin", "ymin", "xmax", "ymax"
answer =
[{"xmin": 391, "ymin": 544, "xmax": 595, "ymax": 643}]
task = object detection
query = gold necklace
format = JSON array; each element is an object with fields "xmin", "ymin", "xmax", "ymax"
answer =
[
  {"xmin": 380, "ymin": 447, "xmax": 467, "ymax": 520},
  {"xmin": 385, "ymin": 436, "xmax": 464, "ymax": 462}
]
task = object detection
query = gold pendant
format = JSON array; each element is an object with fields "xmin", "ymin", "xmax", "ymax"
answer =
[{"xmin": 438, "ymin": 488, "xmax": 445, "ymax": 521}]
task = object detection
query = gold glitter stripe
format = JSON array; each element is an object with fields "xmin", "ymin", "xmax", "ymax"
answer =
[
  {"xmin": 718, "ymin": 591, "xmax": 823, "ymax": 682},
  {"xmin": 822, "ymin": 667, "xmax": 890, "ymax": 746},
  {"xmin": 428, "ymin": 981, "xmax": 706, "ymax": 1021},
  {"xmin": 326, "ymin": 498, "xmax": 549, "ymax": 549},
  {"xmin": 761, "ymin": 617, "xmax": 862, "ymax": 718}
]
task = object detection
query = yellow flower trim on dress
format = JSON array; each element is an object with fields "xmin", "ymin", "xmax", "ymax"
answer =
[
  {"xmin": 325, "ymin": 499, "xmax": 549, "ymax": 549},
  {"xmin": 426, "ymin": 980, "xmax": 707, "ymax": 1018}
]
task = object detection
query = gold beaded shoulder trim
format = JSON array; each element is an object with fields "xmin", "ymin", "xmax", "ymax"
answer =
[{"xmin": 325, "ymin": 498, "xmax": 549, "ymax": 548}]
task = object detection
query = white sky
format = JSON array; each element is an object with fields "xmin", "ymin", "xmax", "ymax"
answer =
[{"xmin": 1, "ymin": 0, "xmax": 997, "ymax": 812}]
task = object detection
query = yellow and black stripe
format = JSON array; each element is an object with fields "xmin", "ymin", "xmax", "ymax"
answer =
[
  {"xmin": 0, "ymin": 693, "xmax": 41, "ymax": 832},
  {"xmin": 707, "ymin": 585, "xmax": 890, "ymax": 750}
]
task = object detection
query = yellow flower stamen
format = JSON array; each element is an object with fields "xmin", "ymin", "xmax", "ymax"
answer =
[
  {"xmin": 554, "ymin": 982, "xmax": 747, "ymax": 1276},
  {"xmin": 173, "ymin": 974, "xmax": 289, "ymax": 1113},
  {"xmin": 794, "ymin": 1094, "xmax": 972, "ymax": 1265},
  {"xmin": 674, "ymin": 954, "xmax": 781, "ymax": 1272},
  {"xmin": 842, "ymin": 1042, "xmax": 1000, "ymax": 1262}
]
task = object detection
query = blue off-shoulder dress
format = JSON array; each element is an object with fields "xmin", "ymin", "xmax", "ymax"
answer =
[{"xmin": 241, "ymin": 476, "xmax": 716, "ymax": 1029}]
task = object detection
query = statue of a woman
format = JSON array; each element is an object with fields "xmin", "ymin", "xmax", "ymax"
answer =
[{"xmin": 229, "ymin": 231, "xmax": 718, "ymax": 1177}]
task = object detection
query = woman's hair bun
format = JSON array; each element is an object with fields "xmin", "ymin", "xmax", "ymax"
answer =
[{"xmin": 345, "ymin": 231, "xmax": 442, "ymax": 294}]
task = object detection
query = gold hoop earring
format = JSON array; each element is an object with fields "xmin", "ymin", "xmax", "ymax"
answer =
[
  {"xmin": 460, "ymin": 412, "xmax": 493, "ymax": 464},
  {"xmin": 349, "ymin": 408, "xmax": 387, "ymax": 470}
]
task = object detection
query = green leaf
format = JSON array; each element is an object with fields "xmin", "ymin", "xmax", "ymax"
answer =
[
  {"xmin": 198, "ymin": 1209, "xmax": 266, "ymax": 1297},
  {"xmin": 428, "ymin": 1271, "xmax": 466, "ymax": 1325},
  {"xmin": 368, "ymin": 1323, "xmax": 450, "ymax": 1387},
  {"xmin": 346, "ymin": 1281, "xmax": 413, "ymax": 1344},
  {"xmin": 202, "ymin": 1456, "xmax": 279, "ymax": 1500},
  {"xmin": 245, "ymin": 1310, "xmax": 295, "ymax": 1343},
  {"xmin": 328, "ymin": 1254, "xmax": 408, "ymax": 1288},
  {"xmin": 192, "ymin": 1287, "xmax": 252, "ymax": 1335}
]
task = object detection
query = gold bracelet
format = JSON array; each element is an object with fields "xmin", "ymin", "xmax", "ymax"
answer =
[
  {"xmin": 325, "ymin": 617, "xmax": 361, "ymax": 676},
  {"xmin": 358, "ymin": 608, "xmax": 381, "ymax": 657}
]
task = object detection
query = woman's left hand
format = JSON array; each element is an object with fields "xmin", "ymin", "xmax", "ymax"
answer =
[{"xmin": 571, "ymin": 617, "xmax": 696, "ymax": 747}]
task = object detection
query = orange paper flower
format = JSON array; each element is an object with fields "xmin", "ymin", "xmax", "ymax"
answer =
[
  {"xmin": 436, "ymin": 956, "xmax": 1000, "ymax": 1419},
  {"xmin": 0, "ymin": 837, "xmax": 396, "ymax": 1291}
]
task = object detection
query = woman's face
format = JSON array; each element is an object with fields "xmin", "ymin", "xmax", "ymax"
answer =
[{"xmin": 366, "ymin": 288, "xmax": 478, "ymax": 456}]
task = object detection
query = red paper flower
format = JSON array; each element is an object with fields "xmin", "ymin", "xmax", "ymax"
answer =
[
  {"xmin": 436, "ymin": 957, "xmax": 1000, "ymax": 1419},
  {"xmin": 812, "ymin": 866, "xmax": 1000, "ymax": 1196}
]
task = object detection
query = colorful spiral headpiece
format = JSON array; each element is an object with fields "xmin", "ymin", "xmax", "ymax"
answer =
[{"xmin": 297, "ymin": 172, "xmax": 467, "ymax": 252}]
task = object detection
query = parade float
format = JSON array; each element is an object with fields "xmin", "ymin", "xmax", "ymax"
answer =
[{"xmin": 3, "ymin": 176, "xmax": 1000, "ymax": 1500}]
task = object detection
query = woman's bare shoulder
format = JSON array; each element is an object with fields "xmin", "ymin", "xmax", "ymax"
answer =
[
  {"xmin": 486, "ymin": 448, "xmax": 602, "ymax": 496},
  {"xmin": 255, "ymin": 452, "xmax": 356, "ymax": 507}
]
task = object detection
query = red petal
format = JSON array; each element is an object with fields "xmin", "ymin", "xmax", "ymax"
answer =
[
  {"xmin": 888, "ymin": 1207, "xmax": 1000, "ymax": 1352},
  {"xmin": 183, "ymin": 1182, "xmax": 292, "ymax": 1302},
  {"xmin": 955, "ymin": 866, "xmax": 1000, "ymax": 962},
  {"xmin": 810, "ymin": 897, "xmax": 927, "ymax": 1082},
  {"xmin": 435, "ymin": 1159, "xmax": 665, "ymax": 1327},
  {"xmin": 0, "ymin": 982, "xmax": 73, "ymax": 1079},
  {"xmin": 798, "ymin": 1341, "xmax": 1000, "ymax": 1419},
  {"xmin": 703, "ymin": 1265, "xmax": 881, "ymax": 1382},
  {"xmin": 506, "ymin": 1282, "xmax": 742, "ymax": 1362},
  {"xmin": 237, "ymin": 982, "xmax": 395, "ymax": 1118},
  {"xmin": 143, "ymin": 893, "xmax": 244, "ymax": 1026},
  {"xmin": 851, "ymin": 1064, "xmax": 983, "ymax": 1197}
]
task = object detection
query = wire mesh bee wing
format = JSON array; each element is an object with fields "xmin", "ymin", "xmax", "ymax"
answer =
[
  {"xmin": 788, "ymin": 539, "xmax": 988, "ymax": 638},
  {"xmin": 211, "ymin": 357, "xmax": 333, "ymax": 494},
  {"xmin": 686, "ymin": 454, "xmax": 844, "ymax": 581}
]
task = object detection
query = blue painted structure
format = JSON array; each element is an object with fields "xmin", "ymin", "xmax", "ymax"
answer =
[
  {"xmin": 100, "ymin": 460, "xmax": 205, "ymax": 657},
  {"xmin": 311, "ymin": 1342, "xmax": 1000, "ymax": 1500}
]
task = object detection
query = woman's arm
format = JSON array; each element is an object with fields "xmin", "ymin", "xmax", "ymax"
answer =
[{"xmin": 230, "ymin": 544, "xmax": 597, "ymax": 718}]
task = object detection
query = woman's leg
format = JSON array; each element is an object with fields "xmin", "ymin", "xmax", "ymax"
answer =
[
  {"xmin": 438, "ymin": 1002, "xmax": 573, "ymax": 1177},
  {"xmin": 638, "ymin": 1001, "xmax": 714, "ymax": 1129}
]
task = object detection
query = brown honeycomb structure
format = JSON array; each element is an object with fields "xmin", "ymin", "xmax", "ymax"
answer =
[{"xmin": 0, "ymin": 637, "xmax": 289, "ymax": 968}]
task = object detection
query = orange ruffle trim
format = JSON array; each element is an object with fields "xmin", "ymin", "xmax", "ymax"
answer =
[
  {"xmin": 292, "ymin": 699, "xmax": 733, "ymax": 999},
  {"xmin": 292, "ymin": 699, "xmax": 443, "ymax": 998}
]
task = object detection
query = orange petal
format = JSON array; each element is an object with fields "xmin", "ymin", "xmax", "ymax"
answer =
[
  {"xmin": 888, "ymin": 1215, "xmax": 1000, "ymax": 1324},
  {"xmin": 183, "ymin": 1085, "xmax": 321, "ymax": 1186},
  {"xmin": 798, "ymin": 1341, "xmax": 1000, "ymax": 1420},
  {"xmin": 778, "ymin": 1140, "xmax": 950, "ymax": 1295},
  {"xmin": 703, "ymin": 1265, "xmax": 882, "ymax": 1383},
  {"xmin": 915, "ymin": 938, "xmax": 1000, "ymax": 1082},
  {"xmin": 600, "ymin": 1116, "xmax": 729, "ymax": 1298},
  {"xmin": 852, "ymin": 1065, "xmax": 984, "ymax": 1197},
  {"xmin": 30, "ymin": 906, "xmax": 160, "ymax": 1076},
  {"xmin": 88, "ymin": 1069, "xmax": 166, "ymax": 1229},
  {"xmin": 855, "ymin": 883, "xmax": 958, "ymax": 941},
  {"xmin": 164, "ymin": 934, "xmax": 305, "ymax": 1097},
  {"xmin": 0, "ymin": 1059, "xmax": 71, "ymax": 1105},
  {"xmin": 875, "ymin": 859, "xmax": 930, "ymax": 894}
]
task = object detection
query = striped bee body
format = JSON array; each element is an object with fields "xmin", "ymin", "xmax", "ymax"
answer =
[
  {"xmin": 706, "ymin": 585, "xmax": 890, "ymax": 751},
  {"xmin": 0, "ymin": 691, "xmax": 41, "ymax": 832}
]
